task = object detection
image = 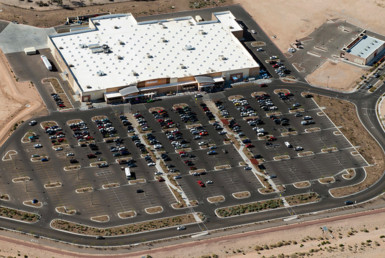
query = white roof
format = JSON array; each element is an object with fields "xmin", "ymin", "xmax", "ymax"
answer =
[
  {"xmin": 50, "ymin": 11, "xmax": 258, "ymax": 93},
  {"xmin": 348, "ymin": 35, "xmax": 385, "ymax": 59}
]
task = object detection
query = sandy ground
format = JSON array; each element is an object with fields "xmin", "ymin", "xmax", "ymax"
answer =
[
  {"xmin": 0, "ymin": 0, "xmax": 229, "ymax": 27},
  {"xmin": 235, "ymin": 0, "xmax": 385, "ymax": 53},
  {"xmin": 305, "ymin": 61, "xmax": 363, "ymax": 91},
  {"xmin": 0, "ymin": 50, "xmax": 47, "ymax": 146}
]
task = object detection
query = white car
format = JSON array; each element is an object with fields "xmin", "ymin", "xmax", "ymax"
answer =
[
  {"xmin": 295, "ymin": 146, "xmax": 304, "ymax": 151},
  {"xmin": 66, "ymin": 153, "xmax": 74, "ymax": 157},
  {"xmin": 218, "ymin": 131, "xmax": 227, "ymax": 135},
  {"xmin": 147, "ymin": 162, "xmax": 156, "ymax": 167},
  {"xmin": 244, "ymin": 166, "xmax": 252, "ymax": 170},
  {"xmin": 154, "ymin": 171, "xmax": 163, "ymax": 175},
  {"xmin": 33, "ymin": 144, "xmax": 42, "ymax": 148},
  {"xmin": 177, "ymin": 226, "xmax": 186, "ymax": 231},
  {"xmin": 206, "ymin": 180, "xmax": 213, "ymax": 184},
  {"xmin": 198, "ymin": 141, "xmax": 207, "ymax": 146},
  {"xmin": 55, "ymin": 147, "xmax": 63, "ymax": 151}
]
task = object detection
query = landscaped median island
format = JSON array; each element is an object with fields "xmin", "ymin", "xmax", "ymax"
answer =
[
  {"xmin": 2, "ymin": 150, "xmax": 17, "ymax": 161},
  {"xmin": 21, "ymin": 131, "xmax": 37, "ymax": 143},
  {"xmin": 118, "ymin": 210, "xmax": 136, "ymax": 219},
  {"xmin": 313, "ymin": 94, "xmax": 385, "ymax": 197},
  {"xmin": 56, "ymin": 206, "xmax": 76, "ymax": 215},
  {"xmin": 285, "ymin": 192, "xmax": 320, "ymax": 206},
  {"xmin": 318, "ymin": 176, "xmax": 336, "ymax": 184},
  {"xmin": 207, "ymin": 195, "xmax": 225, "ymax": 204},
  {"xmin": 293, "ymin": 181, "xmax": 311, "ymax": 189},
  {"xmin": 216, "ymin": 198, "xmax": 284, "ymax": 218},
  {"xmin": 342, "ymin": 168, "xmax": 356, "ymax": 180},
  {"xmin": 216, "ymin": 192, "xmax": 321, "ymax": 218},
  {"xmin": 51, "ymin": 213, "xmax": 201, "ymax": 236},
  {"xmin": 75, "ymin": 187, "xmax": 93, "ymax": 193},
  {"xmin": 0, "ymin": 206, "xmax": 39, "ymax": 223}
]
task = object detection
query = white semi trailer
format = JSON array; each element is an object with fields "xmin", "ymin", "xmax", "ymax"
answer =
[{"xmin": 41, "ymin": 55, "xmax": 52, "ymax": 71}]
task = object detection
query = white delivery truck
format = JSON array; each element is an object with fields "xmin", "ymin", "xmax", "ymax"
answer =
[
  {"xmin": 41, "ymin": 55, "xmax": 52, "ymax": 71},
  {"xmin": 125, "ymin": 167, "xmax": 131, "ymax": 180}
]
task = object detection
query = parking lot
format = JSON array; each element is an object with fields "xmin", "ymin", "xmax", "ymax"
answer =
[{"xmin": 0, "ymin": 81, "xmax": 370, "ymax": 232}]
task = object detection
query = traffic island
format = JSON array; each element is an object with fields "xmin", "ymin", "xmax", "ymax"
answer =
[
  {"xmin": 318, "ymin": 176, "xmax": 336, "ymax": 184},
  {"xmin": 44, "ymin": 181, "xmax": 62, "ymax": 189},
  {"xmin": 91, "ymin": 115, "xmax": 108, "ymax": 122},
  {"xmin": 207, "ymin": 195, "xmax": 225, "ymax": 204},
  {"xmin": 21, "ymin": 131, "xmax": 37, "ymax": 143},
  {"xmin": 285, "ymin": 192, "xmax": 320, "ymax": 206},
  {"xmin": 342, "ymin": 168, "xmax": 356, "ymax": 180},
  {"xmin": 251, "ymin": 91, "xmax": 268, "ymax": 98},
  {"xmin": 0, "ymin": 206, "xmax": 39, "ymax": 223},
  {"xmin": 293, "ymin": 181, "xmax": 311, "ymax": 189},
  {"xmin": 250, "ymin": 41, "xmax": 266, "ymax": 47},
  {"xmin": 266, "ymin": 111, "xmax": 282, "ymax": 117},
  {"xmin": 172, "ymin": 103, "xmax": 189, "ymax": 111},
  {"xmin": 40, "ymin": 121, "xmax": 58, "ymax": 130},
  {"xmin": 23, "ymin": 200, "xmax": 42, "ymax": 208},
  {"xmin": 102, "ymin": 183, "xmax": 120, "ymax": 189},
  {"xmin": 145, "ymin": 206, "xmax": 163, "ymax": 215},
  {"xmin": 75, "ymin": 187, "xmax": 93, "ymax": 193},
  {"xmin": 273, "ymin": 155, "xmax": 290, "ymax": 161},
  {"xmin": 0, "ymin": 194, "xmax": 10, "ymax": 201},
  {"xmin": 273, "ymin": 89, "xmax": 291, "ymax": 95},
  {"xmin": 128, "ymin": 179, "xmax": 146, "ymax": 185},
  {"xmin": 228, "ymin": 95, "xmax": 245, "ymax": 101},
  {"xmin": 118, "ymin": 210, "xmax": 137, "ymax": 219},
  {"xmin": 333, "ymin": 131, "xmax": 342, "ymax": 135},
  {"xmin": 12, "ymin": 176, "xmax": 30, "ymax": 183},
  {"xmin": 214, "ymin": 165, "xmax": 231, "ymax": 170},
  {"xmin": 305, "ymin": 127, "xmax": 321, "ymax": 133},
  {"xmin": 56, "ymin": 206, "xmax": 76, "ymax": 215},
  {"xmin": 281, "ymin": 131, "xmax": 298, "ymax": 136},
  {"xmin": 351, "ymin": 151, "xmax": 360, "ymax": 156},
  {"xmin": 66, "ymin": 119, "xmax": 83, "ymax": 125},
  {"xmin": 321, "ymin": 147, "xmax": 338, "ymax": 153},
  {"xmin": 317, "ymin": 111, "xmax": 325, "ymax": 116},
  {"xmin": 91, "ymin": 215, "xmax": 110, "ymax": 223},
  {"xmin": 51, "ymin": 213, "xmax": 201, "ymax": 236},
  {"xmin": 297, "ymin": 151, "xmax": 314, "ymax": 157},
  {"xmin": 188, "ymin": 168, "xmax": 206, "ymax": 174},
  {"xmin": 288, "ymin": 108, "xmax": 305, "ymax": 113},
  {"xmin": 63, "ymin": 165, "xmax": 81, "ymax": 171},
  {"xmin": 215, "ymin": 198, "xmax": 284, "ymax": 218},
  {"xmin": 2, "ymin": 150, "xmax": 17, "ymax": 161},
  {"xmin": 232, "ymin": 191, "xmax": 251, "ymax": 199},
  {"xmin": 90, "ymin": 161, "xmax": 107, "ymax": 167},
  {"xmin": 30, "ymin": 156, "xmax": 48, "ymax": 163}
]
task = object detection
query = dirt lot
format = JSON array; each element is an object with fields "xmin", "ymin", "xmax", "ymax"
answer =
[
  {"xmin": 235, "ymin": 0, "xmax": 385, "ymax": 53},
  {"xmin": 306, "ymin": 61, "xmax": 365, "ymax": 91},
  {"xmin": 0, "ymin": 0, "xmax": 230, "ymax": 27},
  {"xmin": 0, "ymin": 50, "xmax": 47, "ymax": 146},
  {"xmin": 313, "ymin": 94, "xmax": 385, "ymax": 197}
]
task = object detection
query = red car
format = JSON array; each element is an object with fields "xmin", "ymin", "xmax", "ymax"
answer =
[
  {"xmin": 158, "ymin": 177, "xmax": 165, "ymax": 182},
  {"xmin": 246, "ymin": 144, "xmax": 254, "ymax": 148},
  {"xmin": 59, "ymin": 104, "xmax": 65, "ymax": 108},
  {"xmin": 197, "ymin": 180, "xmax": 205, "ymax": 187},
  {"xmin": 179, "ymin": 151, "xmax": 186, "ymax": 155},
  {"xmin": 272, "ymin": 64, "xmax": 279, "ymax": 68},
  {"xmin": 268, "ymin": 136, "xmax": 277, "ymax": 141}
]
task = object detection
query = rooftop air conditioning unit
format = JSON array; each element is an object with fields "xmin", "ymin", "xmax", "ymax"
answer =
[
  {"xmin": 119, "ymin": 41, "xmax": 125, "ymax": 45},
  {"xmin": 185, "ymin": 45, "xmax": 195, "ymax": 50},
  {"xmin": 97, "ymin": 71, "xmax": 105, "ymax": 76},
  {"xmin": 132, "ymin": 71, "xmax": 139, "ymax": 76},
  {"xmin": 180, "ymin": 64, "xmax": 187, "ymax": 69},
  {"xmin": 147, "ymin": 53, "xmax": 153, "ymax": 58}
]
